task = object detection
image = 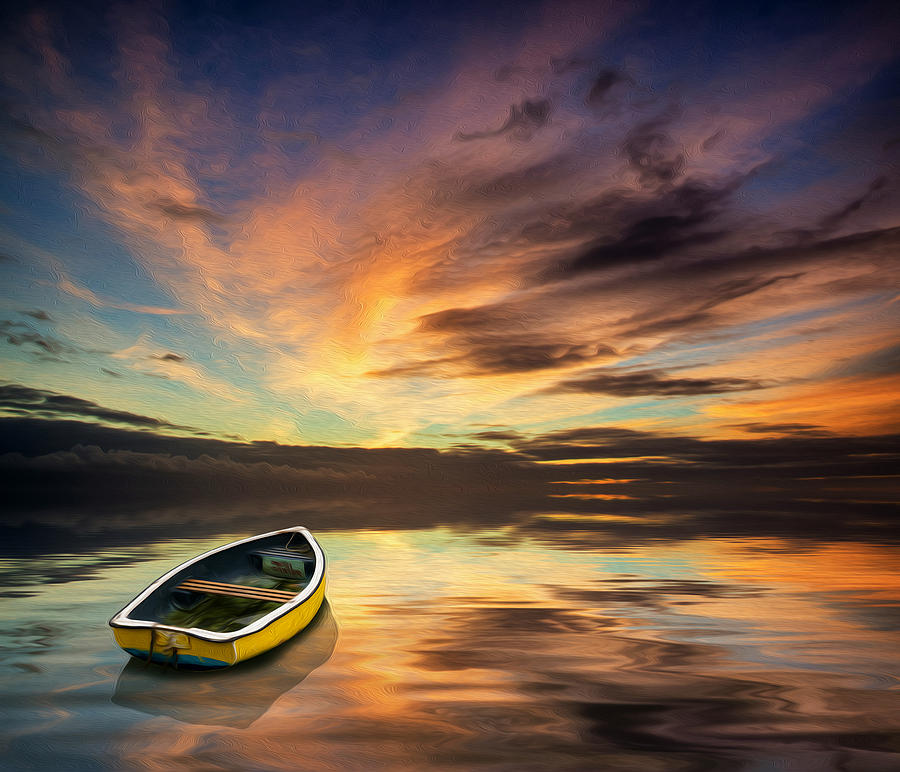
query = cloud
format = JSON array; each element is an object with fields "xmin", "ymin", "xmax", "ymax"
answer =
[
  {"xmin": 109, "ymin": 337, "xmax": 243, "ymax": 401},
  {"xmin": 2, "ymin": 409, "xmax": 897, "ymax": 555},
  {"xmin": 370, "ymin": 340, "xmax": 617, "ymax": 378},
  {"xmin": 418, "ymin": 305, "xmax": 518, "ymax": 333},
  {"xmin": 152, "ymin": 197, "xmax": 227, "ymax": 224},
  {"xmin": 622, "ymin": 115, "xmax": 686, "ymax": 186},
  {"xmin": 0, "ymin": 383, "xmax": 199, "ymax": 433},
  {"xmin": 586, "ymin": 68, "xmax": 628, "ymax": 107},
  {"xmin": 1, "ymin": 320, "xmax": 70, "ymax": 359},
  {"xmin": 0, "ymin": 443, "xmax": 373, "ymax": 484},
  {"xmin": 470, "ymin": 429, "xmax": 526, "ymax": 442},
  {"xmin": 23, "ymin": 309, "xmax": 52, "ymax": 321},
  {"xmin": 731, "ymin": 422, "xmax": 833, "ymax": 436},
  {"xmin": 827, "ymin": 343, "xmax": 900, "ymax": 378},
  {"xmin": 57, "ymin": 277, "xmax": 189, "ymax": 316},
  {"xmin": 556, "ymin": 179, "xmax": 736, "ymax": 277},
  {"xmin": 454, "ymin": 98, "xmax": 552, "ymax": 142},
  {"xmin": 816, "ymin": 176, "xmax": 889, "ymax": 233},
  {"xmin": 510, "ymin": 423, "xmax": 900, "ymax": 471},
  {"xmin": 451, "ymin": 150, "xmax": 584, "ymax": 205},
  {"xmin": 615, "ymin": 272, "xmax": 804, "ymax": 338},
  {"xmin": 0, "ymin": 415, "xmax": 552, "ymax": 549},
  {"xmin": 542, "ymin": 367, "xmax": 767, "ymax": 396}
]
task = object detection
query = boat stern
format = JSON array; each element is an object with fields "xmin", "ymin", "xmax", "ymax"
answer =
[{"xmin": 112, "ymin": 625, "xmax": 236, "ymax": 669}]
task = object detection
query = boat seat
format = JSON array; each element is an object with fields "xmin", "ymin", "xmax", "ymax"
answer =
[
  {"xmin": 250, "ymin": 548, "xmax": 315, "ymax": 579},
  {"xmin": 253, "ymin": 547, "xmax": 315, "ymax": 560},
  {"xmin": 175, "ymin": 579, "xmax": 297, "ymax": 603}
]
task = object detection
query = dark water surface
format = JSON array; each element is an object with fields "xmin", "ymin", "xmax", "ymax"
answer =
[{"xmin": 2, "ymin": 527, "xmax": 900, "ymax": 771}]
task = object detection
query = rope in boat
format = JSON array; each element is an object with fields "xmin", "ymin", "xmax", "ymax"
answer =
[
  {"xmin": 144, "ymin": 628, "xmax": 188, "ymax": 668},
  {"xmin": 144, "ymin": 630, "xmax": 155, "ymax": 667}
]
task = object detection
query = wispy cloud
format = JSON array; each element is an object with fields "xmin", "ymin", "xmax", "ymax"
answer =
[
  {"xmin": 56, "ymin": 277, "xmax": 189, "ymax": 316},
  {"xmin": 541, "ymin": 367, "xmax": 767, "ymax": 397},
  {"xmin": 454, "ymin": 98, "xmax": 552, "ymax": 142},
  {"xmin": 0, "ymin": 382, "xmax": 200, "ymax": 434}
]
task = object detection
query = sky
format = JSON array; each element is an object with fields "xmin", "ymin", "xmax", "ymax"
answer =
[{"xmin": 0, "ymin": 0, "xmax": 898, "ymax": 460}]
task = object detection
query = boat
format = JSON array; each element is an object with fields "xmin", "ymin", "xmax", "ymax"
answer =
[{"xmin": 109, "ymin": 526, "xmax": 326, "ymax": 669}]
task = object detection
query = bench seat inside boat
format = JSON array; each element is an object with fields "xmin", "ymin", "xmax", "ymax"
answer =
[
  {"xmin": 249, "ymin": 547, "xmax": 315, "ymax": 579},
  {"xmin": 252, "ymin": 547, "xmax": 316, "ymax": 562},
  {"xmin": 175, "ymin": 579, "xmax": 297, "ymax": 603}
]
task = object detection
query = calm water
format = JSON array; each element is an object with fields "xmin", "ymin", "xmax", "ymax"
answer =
[{"xmin": 2, "ymin": 527, "xmax": 900, "ymax": 771}]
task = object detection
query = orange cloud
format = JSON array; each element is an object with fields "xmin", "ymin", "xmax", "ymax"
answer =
[{"xmin": 707, "ymin": 374, "xmax": 900, "ymax": 436}]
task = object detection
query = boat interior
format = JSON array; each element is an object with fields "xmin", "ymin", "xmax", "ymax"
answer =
[{"xmin": 126, "ymin": 531, "xmax": 317, "ymax": 633}]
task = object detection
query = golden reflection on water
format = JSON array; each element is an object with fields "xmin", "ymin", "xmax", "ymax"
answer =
[{"xmin": 2, "ymin": 529, "xmax": 900, "ymax": 770}]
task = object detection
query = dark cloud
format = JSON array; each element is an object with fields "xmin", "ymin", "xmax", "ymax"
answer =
[
  {"xmin": 155, "ymin": 352, "xmax": 186, "ymax": 362},
  {"xmin": 412, "ymin": 179, "xmax": 747, "ymax": 338},
  {"xmin": 556, "ymin": 179, "xmax": 735, "ymax": 277},
  {"xmin": 616, "ymin": 272, "xmax": 804, "ymax": 338},
  {"xmin": 470, "ymin": 429, "xmax": 526, "ymax": 442},
  {"xmin": 0, "ymin": 383, "xmax": 198, "ymax": 433},
  {"xmin": 455, "ymin": 99, "xmax": 551, "ymax": 142},
  {"xmin": 0, "ymin": 442, "xmax": 373, "ymax": 499},
  {"xmin": 550, "ymin": 56, "xmax": 593, "ymax": 74},
  {"xmin": 622, "ymin": 116, "xmax": 685, "ymax": 186},
  {"xmin": 492, "ymin": 64, "xmax": 527, "ymax": 81},
  {"xmin": 459, "ymin": 222, "xmax": 897, "ymax": 361},
  {"xmin": 152, "ymin": 197, "xmax": 226, "ymax": 224},
  {"xmin": 617, "ymin": 310, "xmax": 715, "ymax": 339},
  {"xmin": 586, "ymin": 69, "xmax": 628, "ymax": 106},
  {"xmin": 2, "ymin": 408, "xmax": 898, "ymax": 557},
  {"xmin": 100, "ymin": 367, "xmax": 123, "ymax": 378},
  {"xmin": 517, "ymin": 187, "xmax": 626, "ymax": 247},
  {"xmin": 733, "ymin": 422, "xmax": 833, "ymax": 436},
  {"xmin": 370, "ymin": 340, "xmax": 617, "ymax": 378},
  {"xmin": 365, "ymin": 354, "xmax": 458, "ymax": 378},
  {"xmin": 785, "ymin": 176, "xmax": 891, "ymax": 243},
  {"xmin": 456, "ymin": 151, "xmax": 581, "ymax": 204},
  {"xmin": 701, "ymin": 129, "xmax": 727, "ymax": 152},
  {"xmin": 670, "ymin": 225, "xmax": 900, "ymax": 286},
  {"xmin": 23, "ymin": 309, "xmax": 52, "ymax": 321},
  {"xmin": 542, "ymin": 366, "xmax": 765, "ymax": 397},
  {"xmin": 1, "ymin": 320, "xmax": 68, "ymax": 357},
  {"xmin": 817, "ymin": 176, "xmax": 889, "ymax": 233},
  {"xmin": 418, "ymin": 305, "xmax": 517, "ymax": 333},
  {"xmin": 388, "ymin": 215, "xmax": 895, "ymax": 392},
  {"xmin": 828, "ymin": 343, "xmax": 900, "ymax": 378},
  {"xmin": 460, "ymin": 340, "xmax": 617, "ymax": 375},
  {"xmin": 512, "ymin": 424, "xmax": 900, "ymax": 475},
  {"xmin": 0, "ymin": 415, "xmax": 550, "ymax": 554}
]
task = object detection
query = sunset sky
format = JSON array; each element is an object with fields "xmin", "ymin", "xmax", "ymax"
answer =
[{"xmin": 1, "ymin": 0, "xmax": 898, "ymax": 452}]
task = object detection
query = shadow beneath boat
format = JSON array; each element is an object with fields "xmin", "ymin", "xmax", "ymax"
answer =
[{"xmin": 111, "ymin": 600, "xmax": 338, "ymax": 728}]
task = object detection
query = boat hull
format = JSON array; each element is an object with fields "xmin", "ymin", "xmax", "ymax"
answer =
[{"xmin": 112, "ymin": 577, "xmax": 326, "ymax": 669}]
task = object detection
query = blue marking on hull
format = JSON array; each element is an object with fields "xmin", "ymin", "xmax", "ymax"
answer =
[{"xmin": 124, "ymin": 648, "xmax": 230, "ymax": 669}]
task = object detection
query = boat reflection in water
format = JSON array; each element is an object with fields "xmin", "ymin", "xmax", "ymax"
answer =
[{"xmin": 112, "ymin": 601, "xmax": 337, "ymax": 728}]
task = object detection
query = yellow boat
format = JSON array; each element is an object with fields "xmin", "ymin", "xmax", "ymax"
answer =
[{"xmin": 109, "ymin": 526, "xmax": 326, "ymax": 669}]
